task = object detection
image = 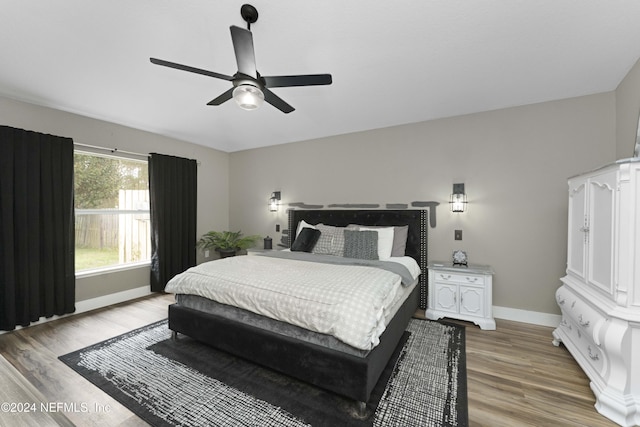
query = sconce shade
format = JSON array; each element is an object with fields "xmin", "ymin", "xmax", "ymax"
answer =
[
  {"xmin": 450, "ymin": 183, "xmax": 467, "ymax": 213},
  {"xmin": 269, "ymin": 191, "xmax": 281, "ymax": 212},
  {"xmin": 233, "ymin": 84, "xmax": 264, "ymax": 110}
]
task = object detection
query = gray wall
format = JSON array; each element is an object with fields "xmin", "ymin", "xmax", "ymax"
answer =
[
  {"xmin": 0, "ymin": 95, "xmax": 230, "ymax": 302},
  {"xmin": 229, "ymin": 93, "xmax": 616, "ymax": 316},
  {"xmin": 616, "ymin": 57, "xmax": 640, "ymax": 159}
]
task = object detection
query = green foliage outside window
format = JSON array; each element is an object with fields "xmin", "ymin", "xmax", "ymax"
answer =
[
  {"xmin": 74, "ymin": 152, "xmax": 150, "ymax": 271},
  {"xmin": 74, "ymin": 153, "xmax": 148, "ymax": 209}
]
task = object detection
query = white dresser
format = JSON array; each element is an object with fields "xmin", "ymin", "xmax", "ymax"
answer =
[
  {"xmin": 552, "ymin": 159, "xmax": 640, "ymax": 427},
  {"xmin": 426, "ymin": 261, "xmax": 496, "ymax": 330}
]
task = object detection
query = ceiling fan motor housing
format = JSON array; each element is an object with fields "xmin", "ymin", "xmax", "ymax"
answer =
[{"xmin": 240, "ymin": 4, "xmax": 258, "ymax": 28}]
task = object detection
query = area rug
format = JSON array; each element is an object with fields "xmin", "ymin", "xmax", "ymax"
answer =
[{"xmin": 60, "ymin": 319, "xmax": 467, "ymax": 427}]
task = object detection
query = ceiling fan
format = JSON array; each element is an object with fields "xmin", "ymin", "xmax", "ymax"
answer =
[{"xmin": 150, "ymin": 4, "xmax": 332, "ymax": 113}]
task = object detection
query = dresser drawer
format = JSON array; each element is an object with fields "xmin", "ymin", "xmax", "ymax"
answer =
[
  {"xmin": 433, "ymin": 272, "xmax": 485, "ymax": 285},
  {"xmin": 557, "ymin": 315, "xmax": 605, "ymax": 375},
  {"xmin": 556, "ymin": 286, "xmax": 606, "ymax": 345}
]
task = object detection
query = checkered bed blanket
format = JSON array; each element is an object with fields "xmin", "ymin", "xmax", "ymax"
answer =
[{"xmin": 165, "ymin": 254, "xmax": 412, "ymax": 350}]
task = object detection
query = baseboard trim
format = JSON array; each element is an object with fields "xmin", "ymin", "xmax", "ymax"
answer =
[
  {"xmin": 75, "ymin": 286, "xmax": 152, "ymax": 313},
  {"xmin": 0, "ymin": 286, "xmax": 152, "ymax": 334},
  {"xmin": 493, "ymin": 305, "xmax": 561, "ymax": 327}
]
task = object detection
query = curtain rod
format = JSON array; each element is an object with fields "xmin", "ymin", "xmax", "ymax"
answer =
[
  {"xmin": 74, "ymin": 142, "xmax": 148, "ymax": 158},
  {"xmin": 73, "ymin": 142, "xmax": 200, "ymax": 164}
]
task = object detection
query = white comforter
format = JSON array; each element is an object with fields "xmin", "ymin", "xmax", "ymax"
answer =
[{"xmin": 165, "ymin": 255, "xmax": 410, "ymax": 350}]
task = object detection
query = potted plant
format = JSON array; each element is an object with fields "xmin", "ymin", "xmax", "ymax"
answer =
[{"xmin": 197, "ymin": 230, "xmax": 261, "ymax": 258}]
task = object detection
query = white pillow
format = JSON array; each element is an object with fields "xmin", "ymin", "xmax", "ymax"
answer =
[
  {"xmin": 359, "ymin": 227, "xmax": 394, "ymax": 260},
  {"xmin": 296, "ymin": 220, "xmax": 316, "ymax": 237}
]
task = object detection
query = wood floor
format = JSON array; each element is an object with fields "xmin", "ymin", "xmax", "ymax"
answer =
[{"xmin": 0, "ymin": 294, "xmax": 618, "ymax": 427}]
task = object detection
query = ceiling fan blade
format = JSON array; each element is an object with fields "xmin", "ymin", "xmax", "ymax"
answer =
[
  {"xmin": 150, "ymin": 58, "xmax": 233, "ymax": 81},
  {"xmin": 263, "ymin": 74, "xmax": 333, "ymax": 88},
  {"xmin": 207, "ymin": 88, "xmax": 234, "ymax": 106},
  {"xmin": 230, "ymin": 26, "xmax": 257, "ymax": 79},
  {"xmin": 263, "ymin": 88, "xmax": 294, "ymax": 114}
]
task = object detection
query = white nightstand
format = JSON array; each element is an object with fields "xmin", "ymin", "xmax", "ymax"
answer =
[{"xmin": 426, "ymin": 261, "xmax": 496, "ymax": 330}]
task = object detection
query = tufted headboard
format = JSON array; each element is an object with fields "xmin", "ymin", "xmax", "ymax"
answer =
[{"xmin": 288, "ymin": 209, "xmax": 429, "ymax": 309}]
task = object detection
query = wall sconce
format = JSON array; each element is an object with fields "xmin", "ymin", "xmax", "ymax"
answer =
[
  {"xmin": 450, "ymin": 183, "xmax": 467, "ymax": 213},
  {"xmin": 269, "ymin": 191, "xmax": 281, "ymax": 212}
]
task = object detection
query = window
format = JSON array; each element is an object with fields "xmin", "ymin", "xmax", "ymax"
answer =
[{"xmin": 74, "ymin": 152, "xmax": 150, "ymax": 272}]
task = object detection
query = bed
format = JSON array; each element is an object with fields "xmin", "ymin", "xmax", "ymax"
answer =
[{"xmin": 165, "ymin": 209, "xmax": 429, "ymax": 415}]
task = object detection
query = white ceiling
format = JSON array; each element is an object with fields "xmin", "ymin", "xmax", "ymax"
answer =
[{"xmin": 2, "ymin": 1, "xmax": 640, "ymax": 153}]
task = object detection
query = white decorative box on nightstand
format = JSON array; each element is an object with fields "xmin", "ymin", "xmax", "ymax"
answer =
[{"xmin": 426, "ymin": 261, "xmax": 496, "ymax": 330}]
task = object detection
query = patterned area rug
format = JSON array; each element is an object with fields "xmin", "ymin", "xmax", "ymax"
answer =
[{"xmin": 60, "ymin": 319, "xmax": 467, "ymax": 426}]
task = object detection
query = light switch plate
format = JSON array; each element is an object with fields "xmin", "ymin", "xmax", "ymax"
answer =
[{"xmin": 455, "ymin": 230, "xmax": 462, "ymax": 240}]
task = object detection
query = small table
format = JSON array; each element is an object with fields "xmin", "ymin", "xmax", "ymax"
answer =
[{"xmin": 426, "ymin": 261, "xmax": 496, "ymax": 330}]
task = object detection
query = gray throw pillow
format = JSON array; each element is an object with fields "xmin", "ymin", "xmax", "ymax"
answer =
[
  {"xmin": 343, "ymin": 230, "xmax": 379, "ymax": 260},
  {"xmin": 312, "ymin": 224, "xmax": 345, "ymax": 256},
  {"xmin": 346, "ymin": 224, "xmax": 408, "ymax": 256}
]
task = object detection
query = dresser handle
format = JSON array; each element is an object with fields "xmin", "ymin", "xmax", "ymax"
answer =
[
  {"xmin": 441, "ymin": 274, "xmax": 451, "ymax": 280},
  {"xmin": 558, "ymin": 297, "xmax": 566, "ymax": 305},
  {"xmin": 588, "ymin": 346, "xmax": 599, "ymax": 361},
  {"xmin": 466, "ymin": 277, "xmax": 478, "ymax": 282},
  {"xmin": 578, "ymin": 315, "xmax": 590, "ymax": 328}
]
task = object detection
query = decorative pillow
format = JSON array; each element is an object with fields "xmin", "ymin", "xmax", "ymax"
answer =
[
  {"xmin": 311, "ymin": 224, "xmax": 333, "ymax": 255},
  {"xmin": 390, "ymin": 225, "xmax": 408, "ymax": 256},
  {"xmin": 295, "ymin": 219, "xmax": 317, "ymax": 237},
  {"xmin": 327, "ymin": 225, "xmax": 345, "ymax": 255},
  {"xmin": 347, "ymin": 224, "xmax": 408, "ymax": 257},
  {"xmin": 291, "ymin": 228, "xmax": 321, "ymax": 252},
  {"xmin": 312, "ymin": 224, "xmax": 345, "ymax": 256},
  {"xmin": 343, "ymin": 230, "xmax": 379, "ymax": 260},
  {"xmin": 359, "ymin": 227, "xmax": 394, "ymax": 259}
]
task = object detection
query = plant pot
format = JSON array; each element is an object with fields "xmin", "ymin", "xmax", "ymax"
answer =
[{"xmin": 217, "ymin": 249, "xmax": 237, "ymax": 258}]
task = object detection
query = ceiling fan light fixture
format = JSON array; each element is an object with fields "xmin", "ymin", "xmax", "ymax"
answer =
[{"xmin": 232, "ymin": 84, "xmax": 264, "ymax": 110}]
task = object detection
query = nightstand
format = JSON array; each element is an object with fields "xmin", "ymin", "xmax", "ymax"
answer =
[{"xmin": 426, "ymin": 261, "xmax": 496, "ymax": 330}]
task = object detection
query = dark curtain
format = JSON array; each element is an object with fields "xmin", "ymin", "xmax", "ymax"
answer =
[
  {"xmin": 0, "ymin": 126, "xmax": 75, "ymax": 331},
  {"xmin": 149, "ymin": 153, "xmax": 197, "ymax": 292}
]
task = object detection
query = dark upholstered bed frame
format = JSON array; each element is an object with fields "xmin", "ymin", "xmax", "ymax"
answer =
[{"xmin": 168, "ymin": 209, "xmax": 428, "ymax": 413}]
